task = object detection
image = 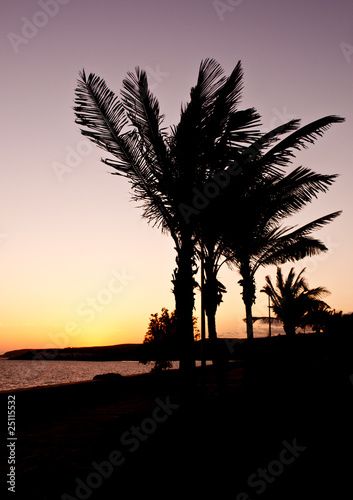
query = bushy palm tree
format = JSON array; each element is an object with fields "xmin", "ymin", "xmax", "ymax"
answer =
[
  {"xmin": 74, "ymin": 59, "xmax": 262, "ymax": 374},
  {"xmin": 198, "ymin": 114, "xmax": 343, "ymax": 340},
  {"xmin": 194, "ymin": 119, "xmax": 301, "ymax": 340},
  {"xmin": 302, "ymin": 301, "xmax": 332, "ymax": 334},
  {"xmin": 225, "ymin": 167, "xmax": 341, "ymax": 339},
  {"xmin": 74, "ymin": 58, "xmax": 343, "ymax": 369},
  {"xmin": 261, "ymin": 267, "xmax": 330, "ymax": 336}
]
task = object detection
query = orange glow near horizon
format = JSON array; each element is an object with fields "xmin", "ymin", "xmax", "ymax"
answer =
[{"xmin": 1, "ymin": 249, "xmax": 351, "ymax": 355}]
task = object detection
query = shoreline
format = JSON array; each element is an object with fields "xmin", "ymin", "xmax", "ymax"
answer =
[
  {"xmin": 0, "ymin": 358, "xmax": 171, "ymax": 394},
  {"xmin": 1, "ymin": 357, "xmax": 353, "ymax": 498},
  {"xmin": 2, "ymin": 339, "xmax": 353, "ymax": 498}
]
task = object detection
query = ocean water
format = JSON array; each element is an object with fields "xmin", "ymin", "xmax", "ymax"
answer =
[{"xmin": 0, "ymin": 359, "xmax": 179, "ymax": 392}]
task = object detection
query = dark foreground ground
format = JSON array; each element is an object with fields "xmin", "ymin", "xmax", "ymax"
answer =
[{"xmin": 1, "ymin": 336, "xmax": 353, "ymax": 500}]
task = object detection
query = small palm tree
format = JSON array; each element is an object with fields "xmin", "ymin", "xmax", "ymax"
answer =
[
  {"xmin": 302, "ymin": 301, "xmax": 332, "ymax": 334},
  {"xmin": 261, "ymin": 267, "xmax": 330, "ymax": 336}
]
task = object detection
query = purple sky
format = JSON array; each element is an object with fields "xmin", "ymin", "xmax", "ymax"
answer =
[{"xmin": 0, "ymin": 0, "xmax": 352, "ymax": 352}]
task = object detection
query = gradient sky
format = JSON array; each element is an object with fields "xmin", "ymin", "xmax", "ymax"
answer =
[{"xmin": 0, "ymin": 0, "xmax": 352, "ymax": 353}]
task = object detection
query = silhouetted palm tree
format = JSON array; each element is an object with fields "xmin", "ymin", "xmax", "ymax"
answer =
[
  {"xmin": 199, "ymin": 114, "xmax": 343, "ymax": 340},
  {"xmin": 74, "ymin": 59, "xmax": 262, "ymax": 374},
  {"xmin": 225, "ymin": 170, "xmax": 340, "ymax": 338},
  {"xmin": 261, "ymin": 267, "xmax": 330, "ymax": 336},
  {"xmin": 194, "ymin": 119, "xmax": 301, "ymax": 340},
  {"xmin": 302, "ymin": 301, "xmax": 332, "ymax": 334}
]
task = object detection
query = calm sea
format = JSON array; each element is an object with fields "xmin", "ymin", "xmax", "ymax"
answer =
[{"xmin": 0, "ymin": 359, "xmax": 179, "ymax": 392}]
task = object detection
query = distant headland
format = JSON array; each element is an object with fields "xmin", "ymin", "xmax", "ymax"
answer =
[{"xmin": 0, "ymin": 344, "xmax": 145, "ymax": 361}]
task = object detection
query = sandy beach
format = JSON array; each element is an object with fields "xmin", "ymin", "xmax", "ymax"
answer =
[{"xmin": 1, "ymin": 336, "xmax": 353, "ymax": 499}]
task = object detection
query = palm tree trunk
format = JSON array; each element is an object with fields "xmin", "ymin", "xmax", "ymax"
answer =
[
  {"xmin": 203, "ymin": 254, "xmax": 219, "ymax": 343},
  {"xmin": 244, "ymin": 299, "xmax": 254, "ymax": 340},
  {"xmin": 206, "ymin": 309, "xmax": 227, "ymax": 390},
  {"xmin": 240, "ymin": 264, "xmax": 256, "ymax": 340},
  {"xmin": 206, "ymin": 310, "xmax": 217, "ymax": 341},
  {"xmin": 203, "ymin": 261, "xmax": 228, "ymax": 391},
  {"xmin": 284, "ymin": 323, "xmax": 296, "ymax": 336},
  {"xmin": 173, "ymin": 233, "xmax": 196, "ymax": 378},
  {"xmin": 203, "ymin": 260, "xmax": 219, "ymax": 362}
]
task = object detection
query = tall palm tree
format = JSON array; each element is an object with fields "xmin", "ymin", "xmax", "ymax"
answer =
[
  {"xmin": 74, "ymin": 59, "xmax": 262, "ymax": 374},
  {"xmin": 193, "ymin": 118, "xmax": 302, "ymax": 341},
  {"xmin": 261, "ymin": 267, "xmax": 330, "ymax": 336},
  {"xmin": 203, "ymin": 112, "xmax": 344, "ymax": 340},
  {"xmin": 225, "ymin": 169, "xmax": 340, "ymax": 339}
]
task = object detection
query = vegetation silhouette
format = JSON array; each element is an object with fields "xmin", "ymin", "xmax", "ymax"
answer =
[
  {"xmin": 74, "ymin": 58, "xmax": 344, "ymax": 377},
  {"xmin": 258, "ymin": 267, "xmax": 331, "ymax": 336},
  {"xmin": 192, "ymin": 106, "xmax": 343, "ymax": 342},
  {"xmin": 198, "ymin": 147, "xmax": 341, "ymax": 341},
  {"xmin": 74, "ymin": 59, "xmax": 262, "ymax": 375},
  {"xmin": 221, "ymin": 171, "xmax": 340, "ymax": 339},
  {"xmin": 325, "ymin": 310, "xmax": 353, "ymax": 337},
  {"xmin": 141, "ymin": 308, "xmax": 199, "ymax": 372}
]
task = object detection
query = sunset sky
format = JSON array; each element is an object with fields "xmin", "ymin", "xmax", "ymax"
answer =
[{"xmin": 0, "ymin": 0, "xmax": 352, "ymax": 353}]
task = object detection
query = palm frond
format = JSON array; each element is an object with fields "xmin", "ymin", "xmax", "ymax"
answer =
[
  {"xmin": 193, "ymin": 58, "xmax": 226, "ymax": 108},
  {"xmin": 247, "ymin": 119, "xmax": 301, "ymax": 152},
  {"xmin": 121, "ymin": 68, "xmax": 165, "ymax": 129},
  {"xmin": 227, "ymin": 108, "xmax": 263, "ymax": 146},
  {"xmin": 209, "ymin": 62, "xmax": 261, "ymax": 146},
  {"xmin": 279, "ymin": 211, "xmax": 341, "ymax": 240},
  {"xmin": 258, "ymin": 237, "xmax": 327, "ymax": 268},
  {"xmin": 253, "ymin": 211, "xmax": 341, "ymax": 269},
  {"xmin": 215, "ymin": 60, "xmax": 243, "ymax": 114},
  {"xmin": 266, "ymin": 167, "xmax": 339, "ymax": 221},
  {"xmin": 105, "ymin": 133, "xmax": 175, "ymax": 233},
  {"xmin": 170, "ymin": 60, "xmax": 225, "ymax": 187},
  {"xmin": 74, "ymin": 70, "xmax": 176, "ymax": 235},
  {"xmin": 304, "ymin": 286, "xmax": 330, "ymax": 299},
  {"xmin": 260, "ymin": 115, "xmax": 345, "ymax": 168},
  {"xmin": 292, "ymin": 267, "xmax": 307, "ymax": 290},
  {"xmin": 276, "ymin": 266, "xmax": 287, "ymax": 293},
  {"xmin": 174, "ymin": 58, "xmax": 225, "ymax": 136},
  {"xmin": 120, "ymin": 68, "xmax": 169, "ymax": 173},
  {"xmin": 262, "ymin": 276, "xmax": 282, "ymax": 308},
  {"xmin": 74, "ymin": 70, "xmax": 128, "ymax": 160}
]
